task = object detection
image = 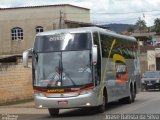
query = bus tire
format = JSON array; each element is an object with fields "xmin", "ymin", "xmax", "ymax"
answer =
[
  {"xmin": 133, "ymin": 83, "xmax": 137, "ymax": 101},
  {"xmin": 126, "ymin": 84, "xmax": 134, "ymax": 104},
  {"xmin": 48, "ymin": 108, "xmax": 59, "ymax": 117},
  {"xmin": 97, "ymin": 90, "xmax": 107, "ymax": 113},
  {"xmin": 120, "ymin": 84, "xmax": 134, "ymax": 104}
]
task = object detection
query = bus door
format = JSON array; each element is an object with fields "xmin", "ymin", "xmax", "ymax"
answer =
[
  {"xmin": 93, "ymin": 32, "xmax": 101, "ymax": 87},
  {"xmin": 100, "ymin": 34, "xmax": 116, "ymax": 100}
]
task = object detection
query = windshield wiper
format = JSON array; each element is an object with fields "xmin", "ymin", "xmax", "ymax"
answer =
[
  {"xmin": 61, "ymin": 60, "xmax": 76, "ymax": 86},
  {"xmin": 63, "ymin": 70, "xmax": 76, "ymax": 86}
]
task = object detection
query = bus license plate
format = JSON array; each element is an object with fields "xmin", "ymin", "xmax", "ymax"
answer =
[{"xmin": 58, "ymin": 100, "xmax": 68, "ymax": 105}]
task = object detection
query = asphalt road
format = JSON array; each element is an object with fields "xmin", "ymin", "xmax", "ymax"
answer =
[{"xmin": 0, "ymin": 91, "xmax": 160, "ymax": 120}]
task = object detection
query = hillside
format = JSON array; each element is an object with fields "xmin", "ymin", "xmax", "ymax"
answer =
[{"xmin": 107, "ymin": 24, "xmax": 135, "ymax": 33}]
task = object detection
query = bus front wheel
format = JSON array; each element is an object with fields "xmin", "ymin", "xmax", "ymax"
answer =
[
  {"xmin": 97, "ymin": 92, "xmax": 107, "ymax": 113},
  {"xmin": 48, "ymin": 108, "xmax": 59, "ymax": 117}
]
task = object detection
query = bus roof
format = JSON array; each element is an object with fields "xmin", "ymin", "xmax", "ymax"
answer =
[{"xmin": 36, "ymin": 27, "xmax": 136, "ymax": 42}]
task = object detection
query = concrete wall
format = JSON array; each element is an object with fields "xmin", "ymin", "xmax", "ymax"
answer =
[
  {"xmin": 65, "ymin": 5, "xmax": 90, "ymax": 23},
  {"xmin": 0, "ymin": 59, "xmax": 32, "ymax": 104},
  {"xmin": 147, "ymin": 50, "xmax": 156, "ymax": 71},
  {"xmin": 140, "ymin": 52, "xmax": 148, "ymax": 75}
]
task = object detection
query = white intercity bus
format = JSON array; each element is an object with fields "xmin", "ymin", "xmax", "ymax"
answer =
[{"xmin": 23, "ymin": 27, "xmax": 141, "ymax": 116}]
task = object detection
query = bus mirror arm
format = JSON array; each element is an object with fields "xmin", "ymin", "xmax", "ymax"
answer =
[
  {"xmin": 92, "ymin": 45, "xmax": 98, "ymax": 65},
  {"xmin": 23, "ymin": 48, "xmax": 33, "ymax": 67}
]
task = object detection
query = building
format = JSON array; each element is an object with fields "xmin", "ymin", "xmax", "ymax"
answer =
[
  {"xmin": 0, "ymin": 4, "xmax": 91, "ymax": 104},
  {"xmin": 131, "ymin": 32, "xmax": 160, "ymax": 74},
  {"xmin": 0, "ymin": 4, "xmax": 91, "ymax": 55},
  {"xmin": 139, "ymin": 47, "xmax": 160, "ymax": 74},
  {"xmin": 132, "ymin": 32, "xmax": 156, "ymax": 46}
]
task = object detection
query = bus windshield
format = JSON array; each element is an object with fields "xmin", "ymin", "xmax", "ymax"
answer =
[
  {"xmin": 34, "ymin": 50, "xmax": 92, "ymax": 87},
  {"xmin": 34, "ymin": 33, "xmax": 92, "ymax": 52},
  {"xmin": 33, "ymin": 32, "xmax": 93, "ymax": 87}
]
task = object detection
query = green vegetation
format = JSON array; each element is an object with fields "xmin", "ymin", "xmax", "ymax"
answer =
[
  {"xmin": 153, "ymin": 18, "xmax": 160, "ymax": 33},
  {"xmin": 127, "ymin": 18, "xmax": 160, "ymax": 33},
  {"xmin": 135, "ymin": 19, "xmax": 147, "ymax": 32}
]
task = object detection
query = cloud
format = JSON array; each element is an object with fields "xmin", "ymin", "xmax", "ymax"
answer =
[
  {"xmin": 88, "ymin": 0, "xmax": 160, "ymax": 26},
  {"xmin": 0, "ymin": 0, "xmax": 160, "ymax": 26}
]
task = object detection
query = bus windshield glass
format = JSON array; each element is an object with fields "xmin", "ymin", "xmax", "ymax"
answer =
[
  {"xmin": 33, "ymin": 32, "xmax": 93, "ymax": 87},
  {"xmin": 34, "ymin": 50, "xmax": 92, "ymax": 87},
  {"xmin": 34, "ymin": 33, "xmax": 92, "ymax": 52}
]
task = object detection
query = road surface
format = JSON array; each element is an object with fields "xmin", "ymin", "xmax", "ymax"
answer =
[{"xmin": 0, "ymin": 91, "xmax": 160, "ymax": 120}]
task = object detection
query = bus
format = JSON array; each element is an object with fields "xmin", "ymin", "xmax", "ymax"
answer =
[{"xmin": 23, "ymin": 27, "xmax": 141, "ymax": 116}]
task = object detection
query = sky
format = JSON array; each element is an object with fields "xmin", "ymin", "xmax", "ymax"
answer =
[{"xmin": 1, "ymin": 0, "xmax": 160, "ymax": 26}]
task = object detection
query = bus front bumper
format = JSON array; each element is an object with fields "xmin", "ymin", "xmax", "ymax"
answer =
[{"xmin": 34, "ymin": 92, "xmax": 99, "ymax": 109}]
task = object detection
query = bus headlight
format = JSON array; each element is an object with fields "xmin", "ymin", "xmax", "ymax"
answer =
[
  {"xmin": 80, "ymin": 89, "xmax": 93, "ymax": 95},
  {"xmin": 141, "ymin": 80, "xmax": 145, "ymax": 84},
  {"xmin": 156, "ymin": 79, "xmax": 160, "ymax": 83}
]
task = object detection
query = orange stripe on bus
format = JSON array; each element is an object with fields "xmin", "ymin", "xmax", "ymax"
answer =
[{"xmin": 33, "ymin": 86, "xmax": 95, "ymax": 95}]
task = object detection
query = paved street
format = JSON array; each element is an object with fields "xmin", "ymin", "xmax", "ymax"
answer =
[{"xmin": 0, "ymin": 91, "xmax": 160, "ymax": 120}]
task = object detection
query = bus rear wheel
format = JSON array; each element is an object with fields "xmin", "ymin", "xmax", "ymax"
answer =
[
  {"xmin": 125, "ymin": 85, "xmax": 135, "ymax": 104},
  {"xmin": 119, "ymin": 85, "xmax": 135, "ymax": 104},
  {"xmin": 48, "ymin": 108, "xmax": 59, "ymax": 117}
]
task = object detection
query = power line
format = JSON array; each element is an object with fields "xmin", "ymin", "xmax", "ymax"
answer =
[
  {"xmin": 92, "ymin": 10, "xmax": 160, "ymax": 15},
  {"xmin": 93, "ymin": 18, "xmax": 139, "ymax": 25},
  {"xmin": 65, "ymin": 9, "xmax": 160, "ymax": 15}
]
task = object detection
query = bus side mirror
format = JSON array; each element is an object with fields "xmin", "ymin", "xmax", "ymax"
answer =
[
  {"xmin": 92, "ymin": 45, "xmax": 98, "ymax": 65},
  {"xmin": 23, "ymin": 48, "xmax": 32, "ymax": 67}
]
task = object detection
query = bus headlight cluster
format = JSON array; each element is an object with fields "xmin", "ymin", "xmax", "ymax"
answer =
[
  {"xmin": 80, "ymin": 89, "xmax": 93, "ymax": 95},
  {"xmin": 34, "ymin": 92, "xmax": 45, "ymax": 97},
  {"xmin": 156, "ymin": 79, "xmax": 160, "ymax": 83},
  {"xmin": 141, "ymin": 80, "xmax": 145, "ymax": 83}
]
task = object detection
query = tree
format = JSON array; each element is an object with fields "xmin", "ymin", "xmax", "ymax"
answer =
[
  {"xmin": 135, "ymin": 19, "xmax": 147, "ymax": 32},
  {"xmin": 127, "ymin": 26, "xmax": 134, "ymax": 33},
  {"xmin": 154, "ymin": 18, "xmax": 160, "ymax": 33}
]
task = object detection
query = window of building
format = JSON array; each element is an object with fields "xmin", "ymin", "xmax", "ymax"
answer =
[
  {"xmin": 11, "ymin": 27, "xmax": 23, "ymax": 40},
  {"xmin": 36, "ymin": 26, "xmax": 43, "ymax": 33}
]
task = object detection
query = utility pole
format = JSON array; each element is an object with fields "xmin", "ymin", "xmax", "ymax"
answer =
[{"xmin": 59, "ymin": 10, "xmax": 63, "ymax": 29}]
